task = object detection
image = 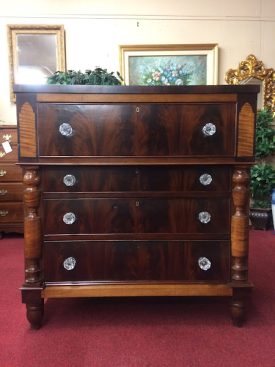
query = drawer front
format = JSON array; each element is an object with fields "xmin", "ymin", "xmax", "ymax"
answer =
[
  {"xmin": 1, "ymin": 128, "xmax": 18, "ymax": 144},
  {"xmin": 37, "ymin": 103, "xmax": 235, "ymax": 157},
  {"xmin": 0, "ymin": 202, "xmax": 23, "ymax": 222},
  {"xmin": 41, "ymin": 166, "xmax": 230, "ymax": 193},
  {"xmin": 0, "ymin": 145, "xmax": 18, "ymax": 162},
  {"xmin": 44, "ymin": 240, "xmax": 230, "ymax": 282},
  {"xmin": 0, "ymin": 183, "xmax": 23, "ymax": 202},
  {"xmin": 43, "ymin": 198, "xmax": 230, "ymax": 235},
  {"xmin": 0, "ymin": 164, "xmax": 22, "ymax": 182}
]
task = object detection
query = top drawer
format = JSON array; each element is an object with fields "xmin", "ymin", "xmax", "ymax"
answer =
[
  {"xmin": 37, "ymin": 103, "xmax": 236, "ymax": 157},
  {"xmin": 0, "ymin": 128, "xmax": 18, "ymax": 144}
]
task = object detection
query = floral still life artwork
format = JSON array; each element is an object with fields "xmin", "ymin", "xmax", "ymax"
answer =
[{"xmin": 128, "ymin": 55, "xmax": 207, "ymax": 86}]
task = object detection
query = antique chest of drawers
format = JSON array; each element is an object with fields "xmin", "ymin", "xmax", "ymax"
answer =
[
  {"xmin": 14, "ymin": 85, "xmax": 258, "ymax": 328},
  {"xmin": 0, "ymin": 125, "xmax": 23, "ymax": 237}
]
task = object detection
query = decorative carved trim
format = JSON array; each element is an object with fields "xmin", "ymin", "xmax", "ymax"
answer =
[{"xmin": 225, "ymin": 54, "xmax": 275, "ymax": 113}]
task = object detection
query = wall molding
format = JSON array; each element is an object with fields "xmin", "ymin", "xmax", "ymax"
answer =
[{"xmin": 1, "ymin": 14, "xmax": 275, "ymax": 22}]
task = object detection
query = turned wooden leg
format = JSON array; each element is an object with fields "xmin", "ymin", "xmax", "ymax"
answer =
[
  {"xmin": 231, "ymin": 168, "xmax": 252, "ymax": 326},
  {"xmin": 26, "ymin": 300, "xmax": 44, "ymax": 329},
  {"xmin": 22, "ymin": 168, "xmax": 43, "ymax": 328},
  {"xmin": 230, "ymin": 296, "xmax": 245, "ymax": 327}
]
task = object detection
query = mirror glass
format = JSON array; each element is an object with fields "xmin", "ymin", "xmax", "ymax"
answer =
[
  {"xmin": 240, "ymin": 77, "xmax": 263, "ymax": 111},
  {"xmin": 16, "ymin": 34, "xmax": 57, "ymax": 84}
]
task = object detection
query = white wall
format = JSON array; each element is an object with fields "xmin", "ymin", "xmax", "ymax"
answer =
[{"xmin": 0, "ymin": 0, "xmax": 274, "ymax": 124}]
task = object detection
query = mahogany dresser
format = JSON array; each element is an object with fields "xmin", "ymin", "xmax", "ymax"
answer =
[
  {"xmin": 14, "ymin": 84, "xmax": 258, "ymax": 328},
  {"xmin": 0, "ymin": 124, "xmax": 23, "ymax": 237}
]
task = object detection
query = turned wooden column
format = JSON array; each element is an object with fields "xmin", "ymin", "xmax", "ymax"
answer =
[
  {"xmin": 21, "ymin": 167, "xmax": 43, "ymax": 329},
  {"xmin": 230, "ymin": 167, "xmax": 251, "ymax": 326}
]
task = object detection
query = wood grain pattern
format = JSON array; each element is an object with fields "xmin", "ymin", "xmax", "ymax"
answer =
[
  {"xmin": 44, "ymin": 240, "xmax": 230, "ymax": 283},
  {"xmin": 42, "ymin": 283, "xmax": 233, "ymax": 298},
  {"xmin": 0, "ymin": 182, "xmax": 23, "ymax": 201},
  {"xmin": 42, "ymin": 197, "xmax": 230, "ymax": 235},
  {"xmin": 37, "ymin": 93, "xmax": 237, "ymax": 103},
  {"xmin": 37, "ymin": 103, "xmax": 235, "ymax": 157},
  {"xmin": 237, "ymin": 103, "xmax": 255, "ymax": 157},
  {"xmin": 23, "ymin": 168, "xmax": 41, "ymax": 284},
  {"xmin": 19, "ymin": 102, "xmax": 37, "ymax": 158},
  {"xmin": 41, "ymin": 166, "xmax": 230, "ymax": 193},
  {"xmin": 0, "ymin": 164, "xmax": 22, "ymax": 182},
  {"xmin": 231, "ymin": 168, "xmax": 250, "ymax": 282}
]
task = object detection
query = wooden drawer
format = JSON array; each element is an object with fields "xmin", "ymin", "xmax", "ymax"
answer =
[
  {"xmin": 1, "ymin": 128, "xmax": 18, "ymax": 144},
  {"xmin": 0, "ymin": 183, "xmax": 23, "ymax": 202},
  {"xmin": 44, "ymin": 240, "xmax": 230, "ymax": 283},
  {"xmin": 43, "ymin": 198, "xmax": 230, "ymax": 235},
  {"xmin": 0, "ymin": 145, "xmax": 18, "ymax": 162},
  {"xmin": 0, "ymin": 164, "xmax": 22, "ymax": 182},
  {"xmin": 41, "ymin": 166, "xmax": 230, "ymax": 193},
  {"xmin": 0, "ymin": 202, "xmax": 23, "ymax": 222},
  {"xmin": 37, "ymin": 103, "xmax": 236, "ymax": 157}
]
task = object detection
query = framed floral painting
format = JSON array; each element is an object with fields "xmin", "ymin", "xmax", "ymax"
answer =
[{"xmin": 119, "ymin": 44, "xmax": 218, "ymax": 86}]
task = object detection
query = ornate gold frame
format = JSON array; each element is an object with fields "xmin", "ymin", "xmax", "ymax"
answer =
[
  {"xmin": 7, "ymin": 24, "xmax": 66, "ymax": 102},
  {"xmin": 225, "ymin": 54, "xmax": 275, "ymax": 113}
]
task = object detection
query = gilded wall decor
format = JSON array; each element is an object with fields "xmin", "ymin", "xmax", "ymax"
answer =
[{"xmin": 225, "ymin": 54, "xmax": 274, "ymax": 113}]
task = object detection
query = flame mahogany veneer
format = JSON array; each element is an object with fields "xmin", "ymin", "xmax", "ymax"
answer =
[{"xmin": 14, "ymin": 85, "xmax": 259, "ymax": 328}]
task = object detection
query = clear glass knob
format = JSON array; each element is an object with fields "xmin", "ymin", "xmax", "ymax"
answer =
[
  {"xmin": 63, "ymin": 257, "xmax": 76, "ymax": 271},
  {"xmin": 63, "ymin": 212, "xmax": 76, "ymax": 225},
  {"xmin": 63, "ymin": 174, "xmax": 76, "ymax": 187},
  {"xmin": 198, "ymin": 211, "xmax": 211, "ymax": 224},
  {"xmin": 199, "ymin": 173, "xmax": 213, "ymax": 186},
  {"xmin": 59, "ymin": 123, "xmax": 73, "ymax": 137},
  {"xmin": 202, "ymin": 123, "xmax": 216, "ymax": 136},
  {"xmin": 198, "ymin": 257, "xmax": 211, "ymax": 271}
]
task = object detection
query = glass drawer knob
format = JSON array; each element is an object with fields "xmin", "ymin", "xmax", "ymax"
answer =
[
  {"xmin": 198, "ymin": 257, "xmax": 211, "ymax": 271},
  {"xmin": 63, "ymin": 257, "xmax": 76, "ymax": 271},
  {"xmin": 63, "ymin": 212, "xmax": 76, "ymax": 225},
  {"xmin": 202, "ymin": 123, "xmax": 216, "ymax": 136},
  {"xmin": 59, "ymin": 123, "xmax": 73, "ymax": 137},
  {"xmin": 199, "ymin": 173, "xmax": 213, "ymax": 186},
  {"xmin": 63, "ymin": 174, "xmax": 76, "ymax": 187},
  {"xmin": 198, "ymin": 211, "xmax": 211, "ymax": 224}
]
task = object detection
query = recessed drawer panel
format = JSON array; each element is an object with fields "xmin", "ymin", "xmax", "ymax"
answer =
[
  {"xmin": 37, "ymin": 103, "xmax": 235, "ymax": 157},
  {"xmin": 0, "ymin": 183, "xmax": 23, "ymax": 202},
  {"xmin": 44, "ymin": 240, "xmax": 230, "ymax": 283},
  {"xmin": 0, "ymin": 203, "xmax": 23, "ymax": 222},
  {"xmin": 41, "ymin": 166, "xmax": 230, "ymax": 193},
  {"xmin": 43, "ymin": 198, "xmax": 230, "ymax": 235},
  {"xmin": 0, "ymin": 164, "xmax": 22, "ymax": 182}
]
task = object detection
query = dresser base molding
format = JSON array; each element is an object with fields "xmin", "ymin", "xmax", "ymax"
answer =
[
  {"xmin": 42, "ymin": 283, "xmax": 233, "ymax": 298},
  {"xmin": 21, "ymin": 283, "xmax": 253, "ymax": 328}
]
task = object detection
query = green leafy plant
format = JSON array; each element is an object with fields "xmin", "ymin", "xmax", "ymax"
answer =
[
  {"xmin": 250, "ymin": 108, "xmax": 275, "ymax": 209},
  {"xmin": 255, "ymin": 108, "xmax": 275, "ymax": 158},
  {"xmin": 47, "ymin": 68, "xmax": 123, "ymax": 85},
  {"xmin": 250, "ymin": 163, "xmax": 275, "ymax": 208}
]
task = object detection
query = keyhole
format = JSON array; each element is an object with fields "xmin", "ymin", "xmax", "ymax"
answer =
[
  {"xmin": 136, "ymin": 107, "xmax": 140, "ymax": 113},
  {"xmin": 135, "ymin": 201, "xmax": 140, "ymax": 207}
]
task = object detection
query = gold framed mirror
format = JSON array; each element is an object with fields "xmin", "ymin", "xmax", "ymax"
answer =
[
  {"xmin": 225, "ymin": 54, "xmax": 274, "ymax": 113},
  {"xmin": 7, "ymin": 24, "xmax": 66, "ymax": 102}
]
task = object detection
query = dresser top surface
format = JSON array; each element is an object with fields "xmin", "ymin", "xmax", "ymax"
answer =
[{"xmin": 13, "ymin": 84, "xmax": 260, "ymax": 95}]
